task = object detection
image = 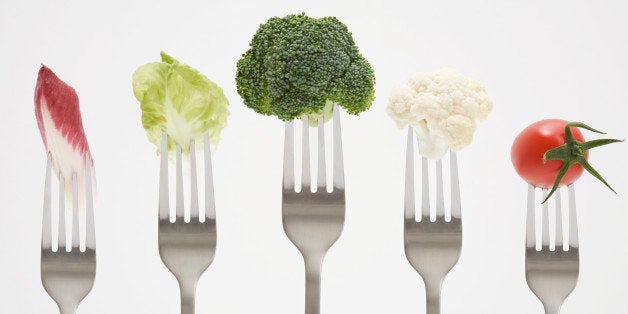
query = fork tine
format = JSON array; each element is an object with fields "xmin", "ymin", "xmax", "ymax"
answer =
[
  {"xmin": 204, "ymin": 133, "xmax": 216, "ymax": 220},
  {"xmin": 404, "ymin": 128, "xmax": 415, "ymax": 221},
  {"xmin": 332, "ymin": 104, "xmax": 344, "ymax": 189},
  {"xmin": 541, "ymin": 189, "xmax": 549, "ymax": 249},
  {"xmin": 71, "ymin": 173, "xmax": 80, "ymax": 250},
  {"xmin": 175, "ymin": 144, "xmax": 184, "ymax": 221},
  {"xmin": 421, "ymin": 157, "xmax": 430, "ymax": 220},
  {"xmin": 450, "ymin": 152, "xmax": 461, "ymax": 219},
  {"xmin": 555, "ymin": 188, "xmax": 563, "ymax": 250},
  {"xmin": 284, "ymin": 121, "xmax": 295, "ymax": 190},
  {"xmin": 435, "ymin": 159, "xmax": 445, "ymax": 219},
  {"xmin": 190, "ymin": 139, "xmax": 199, "ymax": 221},
  {"xmin": 42, "ymin": 154, "xmax": 52, "ymax": 250},
  {"xmin": 85, "ymin": 155, "xmax": 95, "ymax": 250},
  {"xmin": 302, "ymin": 116, "xmax": 311, "ymax": 190},
  {"xmin": 317, "ymin": 117, "xmax": 326, "ymax": 191},
  {"xmin": 159, "ymin": 132, "xmax": 170, "ymax": 221},
  {"xmin": 568, "ymin": 184, "xmax": 579, "ymax": 248},
  {"xmin": 526, "ymin": 184, "xmax": 536, "ymax": 249},
  {"xmin": 58, "ymin": 175, "xmax": 66, "ymax": 251}
]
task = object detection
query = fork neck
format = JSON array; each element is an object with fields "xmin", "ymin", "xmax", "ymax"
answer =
[
  {"xmin": 304, "ymin": 254, "xmax": 323, "ymax": 285},
  {"xmin": 424, "ymin": 277, "xmax": 442, "ymax": 314},
  {"xmin": 58, "ymin": 303, "xmax": 77, "ymax": 314},
  {"xmin": 179, "ymin": 279, "xmax": 198, "ymax": 314},
  {"xmin": 544, "ymin": 303, "xmax": 562, "ymax": 314},
  {"xmin": 304, "ymin": 255, "xmax": 324, "ymax": 314}
]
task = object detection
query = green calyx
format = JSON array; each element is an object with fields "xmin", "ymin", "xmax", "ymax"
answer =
[{"xmin": 542, "ymin": 121, "xmax": 623, "ymax": 203}]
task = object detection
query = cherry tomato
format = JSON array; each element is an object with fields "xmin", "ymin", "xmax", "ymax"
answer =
[{"xmin": 510, "ymin": 119, "xmax": 588, "ymax": 189}]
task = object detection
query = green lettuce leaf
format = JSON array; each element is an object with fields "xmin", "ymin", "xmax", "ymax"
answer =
[{"xmin": 132, "ymin": 51, "xmax": 229, "ymax": 155}]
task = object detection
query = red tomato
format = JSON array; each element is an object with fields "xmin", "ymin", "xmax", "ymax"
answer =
[{"xmin": 511, "ymin": 119, "xmax": 588, "ymax": 189}]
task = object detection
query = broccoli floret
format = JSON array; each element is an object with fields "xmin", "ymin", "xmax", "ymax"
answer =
[{"xmin": 236, "ymin": 13, "xmax": 375, "ymax": 121}]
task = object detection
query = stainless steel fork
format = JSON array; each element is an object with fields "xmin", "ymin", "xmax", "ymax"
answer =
[
  {"xmin": 158, "ymin": 132, "xmax": 217, "ymax": 314},
  {"xmin": 282, "ymin": 104, "xmax": 345, "ymax": 314},
  {"xmin": 525, "ymin": 185, "xmax": 579, "ymax": 314},
  {"xmin": 41, "ymin": 154, "xmax": 96, "ymax": 314},
  {"xmin": 403, "ymin": 127, "xmax": 463, "ymax": 314}
]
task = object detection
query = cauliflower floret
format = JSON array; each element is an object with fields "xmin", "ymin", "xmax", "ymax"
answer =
[
  {"xmin": 386, "ymin": 84, "xmax": 417, "ymax": 129},
  {"xmin": 387, "ymin": 68, "xmax": 493, "ymax": 159}
]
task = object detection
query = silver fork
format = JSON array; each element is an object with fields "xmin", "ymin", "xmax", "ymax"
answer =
[
  {"xmin": 41, "ymin": 154, "xmax": 96, "ymax": 314},
  {"xmin": 158, "ymin": 132, "xmax": 217, "ymax": 314},
  {"xmin": 525, "ymin": 185, "xmax": 579, "ymax": 314},
  {"xmin": 282, "ymin": 104, "xmax": 345, "ymax": 314},
  {"xmin": 403, "ymin": 127, "xmax": 463, "ymax": 314}
]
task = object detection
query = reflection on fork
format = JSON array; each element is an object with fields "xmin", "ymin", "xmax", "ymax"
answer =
[
  {"xmin": 157, "ymin": 132, "xmax": 217, "ymax": 314},
  {"xmin": 41, "ymin": 154, "xmax": 96, "ymax": 314},
  {"xmin": 282, "ymin": 104, "xmax": 346, "ymax": 314},
  {"xmin": 525, "ymin": 185, "xmax": 579, "ymax": 314},
  {"xmin": 403, "ymin": 127, "xmax": 463, "ymax": 314}
]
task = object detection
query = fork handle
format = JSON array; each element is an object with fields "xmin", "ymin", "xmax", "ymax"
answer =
[
  {"xmin": 180, "ymin": 280, "xmax": 198, "ymax": 314},
  {"xmin": 304, "ymin": 256, "xmax": 323, "ymax": 314},
  {"xmin": 425, "ymin": 278, "xmax": 442, "ymax": 314}
]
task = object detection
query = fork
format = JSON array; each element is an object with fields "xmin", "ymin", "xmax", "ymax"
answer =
[
  {"xmin": 41, "ymin": 154, "xmax": 96, "ymax": 314},
  {"xmin": 157, "ymin": 132, "xmax": 217, "ymax": 314},
  {"xmin": 525, "ymin": 185, "xmax": 579, "ymax": 314},
  {"xmin": 282, "ymin": 104, "xmax": 345, "ymax": 314},
  {"xmin": 403, "ymin": 127, "xmax": 463, "ymax": 314}
]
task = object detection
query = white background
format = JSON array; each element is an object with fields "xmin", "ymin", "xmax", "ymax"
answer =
[{"xmin": 1, "ymin": 0, "xmax": 627, "ymax": 313}]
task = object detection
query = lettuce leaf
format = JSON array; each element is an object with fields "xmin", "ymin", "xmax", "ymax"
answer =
[{"xmin": 132, "ymin": 51, "xmax": 229, "ymax": 155}]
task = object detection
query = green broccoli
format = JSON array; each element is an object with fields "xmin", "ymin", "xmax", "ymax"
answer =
[{"xmin": 235, "ymin": 13, "xmax": 376, "ymax": 122}]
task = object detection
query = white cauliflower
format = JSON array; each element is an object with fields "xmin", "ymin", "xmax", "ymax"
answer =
[{"xmin": 387, "ymin": 68, "xmax": 493, "ymax": 159}]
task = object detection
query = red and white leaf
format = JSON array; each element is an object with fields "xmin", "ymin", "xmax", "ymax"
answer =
[{"xmin": 35, "ymin": 65, "xmax": 95, "ymax": 204}]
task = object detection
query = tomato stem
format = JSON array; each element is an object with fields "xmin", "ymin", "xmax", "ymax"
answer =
[{"xmin": 541, "ymin": 122, "xmax": 623, "ymax": 203}]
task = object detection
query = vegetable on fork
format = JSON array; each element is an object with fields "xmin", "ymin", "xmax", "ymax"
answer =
[
  {"xmin": 235, "ymin": 13, "xmax": 373, "ymax": 314},
  {"xmin": 133, "ymin": 52, "xmax": 227, "ymax": 314},
  {"xmin": 35, "ymin": 65, "xmax": 95, "ymax": 203},
  {"xmin": 387, "ymin": 69, "xmax": 491, "ymax": 313},
  {"xmin": 36, "ymin": 65, "xmax": 97, "ymax": 314}
]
